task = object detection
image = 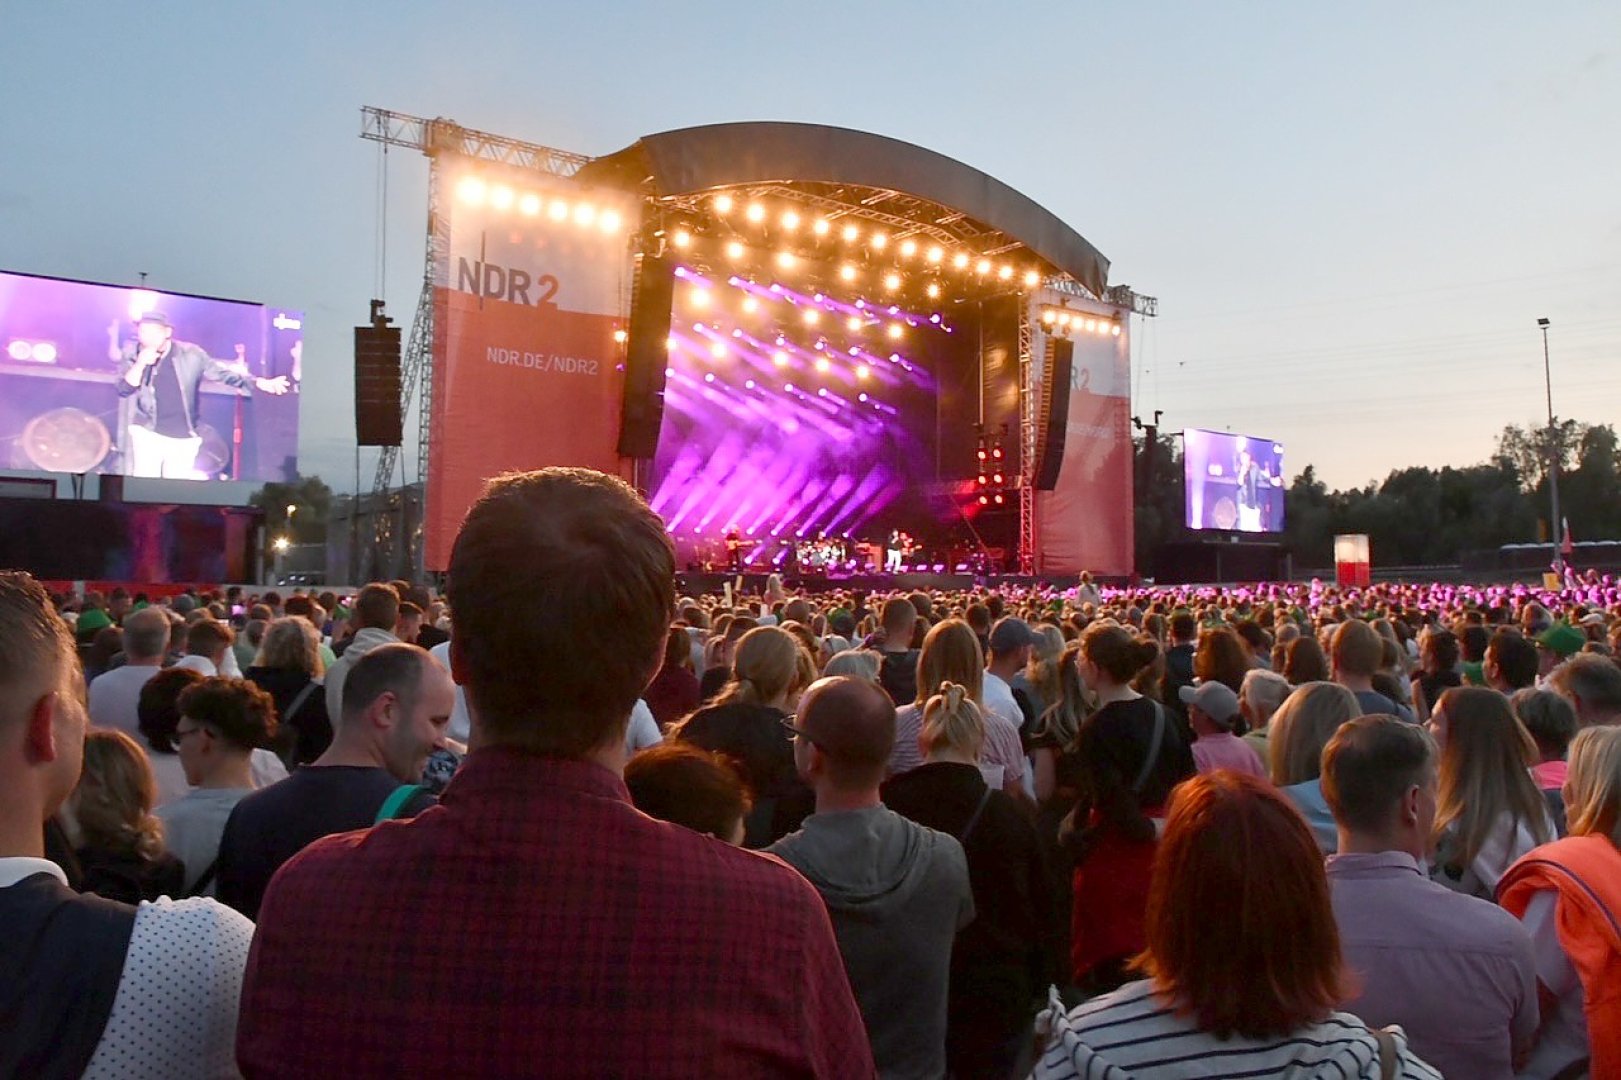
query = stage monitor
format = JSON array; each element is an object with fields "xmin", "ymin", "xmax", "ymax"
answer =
[
  {"xmin": 1183, "ymin": 427, "xmax": 1285, "ymax": 533},
  {"xmin": 0, "ymin": 270, "xmax": 302, "ymax": 483}
]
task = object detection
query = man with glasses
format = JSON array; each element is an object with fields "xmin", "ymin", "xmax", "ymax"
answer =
[{"xmin": 770, "ymin": 676, "xmax": 975, "ymax": 1080}]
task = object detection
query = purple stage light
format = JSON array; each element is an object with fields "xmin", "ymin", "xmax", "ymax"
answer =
[
  {"xmin": 704, "ymin": 373, "xmax": 716, "ymax": 383},
  {"xmin": 745, "ymin": 379, "xmax": 756, "ymax": 389}
]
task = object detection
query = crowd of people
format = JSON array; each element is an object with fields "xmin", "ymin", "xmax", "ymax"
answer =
[{"xmin": 4, "ymin": 467, "xmax": 1621, "ymax": 1077}]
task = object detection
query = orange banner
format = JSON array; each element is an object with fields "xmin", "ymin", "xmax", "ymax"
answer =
[{"xmin": 423, "ymin": 159, "xmax": 634, "ymax": 569}]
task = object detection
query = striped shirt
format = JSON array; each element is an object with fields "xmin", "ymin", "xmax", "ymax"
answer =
[{"xmin": 1033, "ymin": 981, "xmax": 1442, "ymax": 1079}]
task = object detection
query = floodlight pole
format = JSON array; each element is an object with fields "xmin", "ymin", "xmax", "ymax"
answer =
[{"xmin": 1538, "ymin": 317, "xmax": 1562, "ymax": 579}]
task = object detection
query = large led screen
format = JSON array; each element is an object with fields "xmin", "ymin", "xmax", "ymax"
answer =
[
  {"xmin": 1184, "ymin": 427, "xmax": 1285, "ymax": 533},
  {"xmin": 0, "ymin": 271, "xmax": 301, "ymax": 482}
]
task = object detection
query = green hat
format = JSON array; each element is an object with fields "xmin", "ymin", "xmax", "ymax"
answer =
[
  {"xmin": 1537, "ymin": 623, "xmax": 1586, "ymax": 659},
  {"xmin": 75, "ymin": 608, "xmax": 112, "ymax": 635}
]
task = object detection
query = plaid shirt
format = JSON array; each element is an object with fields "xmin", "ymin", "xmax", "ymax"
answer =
[{"xmin": 237, "ymin": 748, "xmax": 874, "ymax": 1078}]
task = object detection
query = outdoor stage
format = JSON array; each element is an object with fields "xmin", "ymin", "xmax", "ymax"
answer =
[{"xmin": 675, "ymin": 570, "xmax": 1083, "ymax": 597}]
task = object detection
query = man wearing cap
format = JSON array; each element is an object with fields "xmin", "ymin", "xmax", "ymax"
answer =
[
  {"xmin": 115, "ymin": 310, "xmax": 289, "ymax": 479},
  {"xmin": 770, "ymin": 676, "xmax": 974, "ymax": 1080},
  {"xmin": 1180, "ymin": 680, "xmax": 1267, "ymax": 779},
  {"xmin": 1534, "ymin": 622, "xmax": 1586, "ymax": 682},
  {"xmin": 982, "ymin": 617, "xmax": 1036, "ymax": 798}
]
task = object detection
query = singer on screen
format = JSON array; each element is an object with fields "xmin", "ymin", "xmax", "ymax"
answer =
[{"xmin": 113, "ymin": 310, "xmax": 288, "ymax": 479}]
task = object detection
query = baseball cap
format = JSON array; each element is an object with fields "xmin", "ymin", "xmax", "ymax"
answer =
[
  {"xmin": 987, "ymin": 616, "xmax": 1038, "ymax": 653},
  {"xmin": 1537, "ymin": 623, "xmax": 1586, "ymax": 658},
  {"xmin": 1179, "ymin": 680, "xmax": 1241, "ymax": 729},
  {"xmin": 137, "ymin": 310, "xmax": 172, "ymax": 328}
]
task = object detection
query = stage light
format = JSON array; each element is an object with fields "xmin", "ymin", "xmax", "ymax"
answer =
[
  {"xmin": 993, "ymin": 473, "xmax": 1004, "ymax": 485},
  {"xmin": 613, "ymin": 329, "xmax": 628, "ymax": 344},
  {"xmin": 672, "ymin": 228, "xmax": 692, "ymax": 248},
  {"xmin": 846, "ymin": 316, "xmax": 863, "ymax": 332},
  {"xmin": 858, "ymin": 392, "xmax": 869, "ymax": 402},
  {"xmin": 731, "ymin": 328, "xmax": 743, "ymax": 338},
  {"xmin": 953, "ymin": 252, "xmax": 970, "ymax": 270},
  {"xmin": 773, "ymin": 350, "xmax": 789, "ymax": 366},
  {"xmin": 856, "ymin": 364, "xmax": 870, "ymax": 380},
  {"xmin": 813, "ymin": 217, "xmax": 830, "ymax": 236},
  {"xmin": 781, "ymin": 210, "xmax": 800, "ymax": 231},
  {"xmin": 1112, "ymin": 324, "xmax": 1122, "ymax": 336},
  {"xmin": 8, "ymin": 340, "xmax": 32, "ymax": 361},
  {"xmin": 1085, "ymin": 318, "xmax": 1097, "ymax": 332},
  {"xmin": 1023, "ymin": 269, "xmax": 1040, "ymax": 287},
  {"xmin": 705, "ymin": 372, "xmax": 716, "ymax": 383},
  {"xmin": 978, "ymin": 474, "xmax": 988, "ymax": 486},
  {"xmin": 457, "ymin": 176, "xmax": 487, "ymax": 204},
  {"xmin": 926, "ymin": 245, "xmax": 943, "ymax": 264},
  {"xmin": 815, "ymin": 357, "xmax": 830, "ymax": 373},
  {"xmin": 548, "ymin": 200, "xmax": 569, "ymax": 221},
  {"xmin": 741, "ymin": 297, "xmax": 760, "ymax": 314},
  {"xmin": 488, "ymin": 185, "xmax": 514, "ymax": 211},
  {"xmin": 882, "ymin": 272, "xmax": 902, "ymax": 291},
  {"xmin": 992, "ymin": 446, "xmax": 1004, "ymax": 459},
  {"xmin": 998, "ymin": 264, "xmax": 1014, "ymax": 281},
  {"xmin": 518, "ymin": 193, "xmax": 541, "ymax": 215},
  {"xmin": 1058, "ymin": 313, "xmax": 1073, "ymax": 327},
  {"xmin": 803, "ymin": 309, "xmax": 820, "ymax": 325},
  {"xmin": 745, "ymin": 378, "xmax": 756, "ymax": 389},
  {"xmin": 785, "ymin": 383, "xmax": 795, "ymax": 392},
  {"xmin": 900, "ymin": 239, "xmax": 917, "ymax": 258},
  {"xmin": 713, "ymin": 194, "xmax": 734, "ymax": 214},
  {"xmin": 1042, "ymin": 309, "xmax": 1057, "ymax": 325},
  {"xmin": 994, "ymin": 493, "xmax": 1005, "ymax": 505},
  {"xmin": 926, "ymin": 283, "xmax": 941, "ymax": 300},
  {"xmin": 979, "ymin": 494, "xmax": 989, "ymax": 505},
  {"xmin": 573, "ymin": 203, "xmax": 597, "ymax": 226},
  {"xmin": 887, "ymin": 323, "xmax": 904, "ymax": 340},
  {"xmin": 745, "ymin": 202, "xmax": 766, "ymax": 223},
  {"xmin": 666, "ymin": 367, "xmax": 676, "ymax": 377},
  {"xmin": 975, "ymin": 258, "xmax": 992, "ymax": 276},
  {"xmin": 818, "ymin": 388, "xmax": 828, "ymax": 397},
  {"xmin": 842, "ymin": 223, "xmax": 860, "ymax": 243},
  {"xmin": 599, "ymin": 209, "xmax": 623, "ymax": 234},
  {"xmin": 839, "ymin": 264, "xmax": 857, "ymax": 282},
  {"xmin": 870, "ymin": 232, "xmax": 888, "ymax": 251},
  {"xmin": 725, "ymin": 241, "xmax": 745, "ymax": 259},
  {"xmin": 710, "ymin": 342, "xmax": 727, "ymax": 358},
  {"xmin": 775, "ymin": 251, "xmax": 797, "ymax": 270},
  {"xmin": 665, "ymin": 336, "xmax": 677, "ymax": 351}
]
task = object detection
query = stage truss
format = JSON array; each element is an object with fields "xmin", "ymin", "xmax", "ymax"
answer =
[{"xmin": 359, "ymin": 106, "xmax": 1155, "ymax": 578}]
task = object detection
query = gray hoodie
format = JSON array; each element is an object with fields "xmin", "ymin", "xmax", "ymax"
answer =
[
  {"xmin": 323, "ymin": 627, "xmax": 400, "ymax": 720},
  {"xmin": 769, "ymin": 805, "xmax": 974, "ymax": 1080}
]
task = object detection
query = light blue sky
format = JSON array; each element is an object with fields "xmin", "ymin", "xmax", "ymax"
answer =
[{"xmin": 3, "ymin": 2, "xmax": 1617, "ymax": 498}]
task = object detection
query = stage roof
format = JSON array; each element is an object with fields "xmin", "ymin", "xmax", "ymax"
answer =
[{"xmin": 578, "ymin": 121, "xmax": 1111, "ymax": 298}]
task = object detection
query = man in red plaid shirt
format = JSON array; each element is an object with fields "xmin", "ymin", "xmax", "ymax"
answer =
[{"xmin": 237, "ymin": 468, "xmax": 875, "ymax": 1078}]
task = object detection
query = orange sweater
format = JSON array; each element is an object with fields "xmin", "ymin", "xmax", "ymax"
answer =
[{"xmin": 1498, "ymin": 835, "xmax": 1621, "ymax": 1078}]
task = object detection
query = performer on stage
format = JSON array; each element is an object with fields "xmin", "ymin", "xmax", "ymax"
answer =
[
  {"xmin": 1235, "ymin": 441, "xmax": 1263, "ymax": 532},
  {"xmin": 886, "ymin": 530, "xmax": 911, "ymax": 573},
  {"xmin": 114, "ymin": 311, "xmax": 289, "ymax": 479},
  {"xmin": 724, "ymin": 526, "xmax": 745, "ymax": 572}
]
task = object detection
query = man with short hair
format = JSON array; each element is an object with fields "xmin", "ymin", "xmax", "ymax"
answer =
[
  {"xmin": 1238, "ymin": 668, "xmax": 1291, "ymax": 764},
  {"xmin": 322, "ymin": 582, "xmax": 401, "ymax": 721},
  {"xmin": 872, "ymin": 597, "xmax": 920, "ymax": 707},
  {"xmin": 1534, "ymin": 622, "xmax": 1586, "ymax": 681},
  {"xmin": 1484, "ymin": 630, "xmax": 1539, "ymax": 694},
  {"xmin": 238, "ymin": 468, "xmax": 872, "ymax": 1076},
  {"xmin": 395, "ymin": 601, "xmax": 424, "ymax": 645},
  {"xmin": 982, "ymin": 617, "xmax": 1036, "ymax": 797},
  {"xmin": 1545, "ymin": 652, "xmax": 1621, "ymax": 727},
  {"xmin": 1164, "ymin": 612, "xmax": 1198, "ymax": 705},
  {"xmin": 86, "ymin": 605, "xmax": 172, "ymax": 736},
  {"xmin": 0, "ymin": 571, "xmax": 253, "ymax": 1077},
  {"xmin": 1331, "ymin": 619, "xmax": 1414, "ymax": 721},
  {"xmin": 1180, "ymin": 681, "xmax": 1266, "ymax": 778},
  {"xmin": 1322, "ymin": 716, "xmax": 1538, "ymax": 1079},
  {"xmin": 770, "ymin": 676, "xmax": 974, "ymax": 1080},
  {"xmin": 216, "ymin": 644, "xmax": 453, "ymax": 919}
]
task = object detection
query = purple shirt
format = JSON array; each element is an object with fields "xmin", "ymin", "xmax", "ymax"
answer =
[
  {"xmin": 1190, "ymin": 731, "xmax": 1266, "ymax": 778},
  {"xmin": 1326, "ymin": 851, "xmax": 1539, "ymax": 1080}
]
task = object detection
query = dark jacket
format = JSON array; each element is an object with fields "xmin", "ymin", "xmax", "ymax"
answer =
[
  {"xmin": 672, "ymin": 701, "xmax": 812, "ymax": 848},
  {"xmin": 245, "ymin": 665, "xmax": 333, "ymax": 764},
  {"xmin": 76, "ymin": 846, "xmax": 186, "ymax": 905},
  {"xmin": 116, "ymin": 339, "xmax": 253, "ymax": 435}
]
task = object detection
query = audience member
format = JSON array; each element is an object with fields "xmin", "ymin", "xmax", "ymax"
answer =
[
  {"xmin": 245, "ymin": 615, "xmax": 333, "ymax": 765},
  {"xmin": 1427, "ymin": 686, "xmax": 1554, "ymax": 898},
  {"xmin": 770, "ymin": 676, "xmax": 974, "ymax": 1080},
  {"xmin": 1035, "ymin": 771, "xmax": 1440, "ymax": 1078},
  {"xmin": 623, "ymin": 742, "xmax": 751, "ymax": 843},
  {"xmin": 1238, "ymin": 667, "xmax": 1290, "ymax": 764},
  {"xmin": 1180, "ymin": 680, "xmax": 1266, "ymax": 778},
  {"xmin": 1283, "ymin": 633, "xmax": 1332, "ymax": 685},
  {"xmin": 1546, "ymin": 652, "xmax": 1621, "ymax": 727},
  {"xmin": 1332, "ymin": 619, "xmax": 1415, "ymax": 720},
  {"xmin": 86, "ymin": 606, "xmax": 171, "ymax": 736},
  {"xmin": 217, "ymin": 643, "xmax": 452, "ymax": 919},
  {"xmin": 1411, "ymin": 628, "xmax": 1463, "ymax": 722},
  {"xmin": 0, "ymin": 571, "xmax": 253, "ymax": 1078},
  {"xmin": 157, "ymin": 677, "xmax": 278, "ymax": 895},
  {"xmin": 642, "ymin": 625, "xmax": 701, "ymax": 730},
  {"xmin": 172, "ymin": 617, "xmax": 233, "ymax": 676},
  {"xmin": 238, "ymin": 469, "xmax": 873, "ymax": 1076},
  {"xmin": 1485, "ymin": 629, "xmax": 1540, "ymax": 694},
  {"xmin": 62, "ymin": 729, "xmax": 185, "ymax": 904},
  {"xmin": 1321, "ymin": 716, "xmax": 1538, "ymax": 1078},
  {"xmin": 322, "ymin": 582, "xmax": 401, "ymax": 720},
  {"xmin": 883, "ymin": 681, "xmax": 1052, "ymax": 1079},
  {"xmin": 1499, "ymin": 725, "xmax": 1621, "ymax": 1079},
  {"xmin": 1193, "ymin": 625, "xmax": 1251, "ymax": 694},
  {"xmin": 872, "ymin": 596, "xmax": 921, "ymax": 706},
  {"xmin": 1269, "ymin": 681, "xmax": 1363, "ymax": 851},
  {"xmin": 823, "ymin": 647, "xmax": 881, "ymax": 683},
  {"xmin": 1515, "ymin": 687, "xmax": 1580, "ymax": 793}
]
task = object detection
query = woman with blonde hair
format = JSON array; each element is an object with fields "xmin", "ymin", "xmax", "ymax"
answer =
[
  {"xmin": 246, "ymin": 615, "xmax": 332, "ymax": 765},
  {"xmin": 670, "ymin": 625, "xmax": 815, "ymax": 848},
  {"xmin": 63, "ymin": 729, "xmax": 185, "ymax": 903},
  {"xmin": 1427, "ymin": 686, "xmax": 1553, "ymax": 899},
  {"xmin": 883, "ymin": 682, "xmax": 1053, "ymax": 1078},
  {"xmin": 1269, "ymin": 682, "xmax": 1362, "ymax": 852},
  {"xmin": 1499, "ymin": 726, "xmax": 1621, "ymax": 1079},
  {"xmin": 1012, "ymin": 624, "xmax": 1066, "ymax": 720}
]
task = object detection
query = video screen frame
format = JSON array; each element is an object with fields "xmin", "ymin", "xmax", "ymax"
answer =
[{"xmin": 1183, "ymin": 427, "xmax": 1286, "ymax": 534}]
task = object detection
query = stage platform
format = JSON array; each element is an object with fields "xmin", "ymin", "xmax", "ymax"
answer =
[{"xmin": 675, "ymin": 571, "xmax": 1082, "ymax": 597}]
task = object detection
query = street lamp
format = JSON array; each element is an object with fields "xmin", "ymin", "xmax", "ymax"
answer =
[{"xmin": 1538, "ymin": 317, "xmax": 1563, "ymax": 579}]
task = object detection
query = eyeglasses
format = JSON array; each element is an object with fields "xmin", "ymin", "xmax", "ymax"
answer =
[
  {"xmin": 779, "ymin": 716, "xmax": 818, "ymax": 747},
  {"xmin": 174, "ymin": 724, "xmax": 210, "ymax": 742}
]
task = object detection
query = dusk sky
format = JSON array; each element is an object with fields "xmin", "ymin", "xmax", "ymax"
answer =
[{"xmin": 3, "ymin": 2, "xmax": 1617, "ymax": 500}]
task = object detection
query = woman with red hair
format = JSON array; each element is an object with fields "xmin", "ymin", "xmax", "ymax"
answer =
[{"xmin": 1036, "ymin": 772, "xmax": 1440, "ymax": 1078}]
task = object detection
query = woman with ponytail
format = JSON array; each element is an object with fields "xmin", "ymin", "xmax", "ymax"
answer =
[
  {"xmin": 669, "ymin": 626, "xmax": 816, "ymax": 847},
  {"xmin": 1064, "ymin": 623, "xmax": 1195, "ymax": 995},
  {"xmin": 884, "ymin": 682, "xmax": 1054, "ymax": 1078}
]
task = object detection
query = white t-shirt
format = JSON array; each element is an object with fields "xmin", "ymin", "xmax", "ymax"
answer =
[
  {"xmin": 171, "ymin": 656, "xmax": 217, "ymax": 676},
  {"xmin": 156, "ymin": 788, "xmax": 255, "ymax": 895},
  {"xmin": 147, "ymin": 750, "xmax": 290, "ymax": 808},
  {"xmin": 428, "ymin": 640, "xmax": 471, "ymax": 744},
  {"xmin": 982, "ymin": 670, "xmax": 1024, "ymax": 731},
  {"xmin": 626, "ymin": 700, "xmax": 663, "ymax": 754},
  {"xmin": 87, "ymin": 664, "xmax": 163, "ymax": 738},
  {"xmin": 1517, "ymin": 889, "xmax": 1588, "ymax": 1080}
]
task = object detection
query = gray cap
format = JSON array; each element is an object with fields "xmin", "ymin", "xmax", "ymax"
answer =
[
  {"xmin": 987, "ymin": 616, "xmax": 1038, "ymax": 654},
  {"xmin": 1179, "ymin": 680, "xmax": 1241, "ymax": 729}
]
